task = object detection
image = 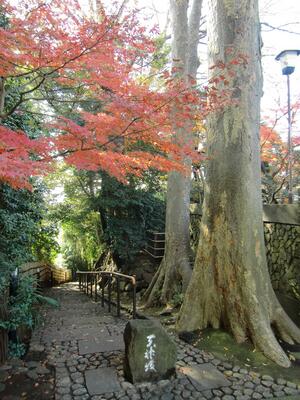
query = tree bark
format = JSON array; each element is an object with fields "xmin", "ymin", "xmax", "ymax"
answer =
[
  {"xmin": 177, "ymin": 0, "xmax": 300, "ymax": 367},
  {"xmin": 144, "ymin": 0, "xmax": 203, "ymax": 307}
]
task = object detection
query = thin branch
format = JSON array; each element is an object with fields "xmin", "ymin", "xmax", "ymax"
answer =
[{"xmin": 261, "ymin": 22, "xmax": 300, "ymax": 35}]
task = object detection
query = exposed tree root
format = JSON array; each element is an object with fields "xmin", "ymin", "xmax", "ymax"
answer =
[
  {"xmin": 177, "ymin": 271, "xmax": 300, "ymax": 368},
  {"xmin": 143, "ymin": 255, "xmax": 192, "ymax": 308}
]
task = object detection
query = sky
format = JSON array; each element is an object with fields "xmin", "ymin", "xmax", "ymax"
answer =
[{"xmin": 125, "ymin": 0, "xmax": 300, "ymax": 139}]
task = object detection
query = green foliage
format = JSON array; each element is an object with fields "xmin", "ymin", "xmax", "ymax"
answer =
[
  {"xmin": 0, "ymin": 64, "xmax": 59, "ymax": 281},
  {"xmin": 49, "ymin": 166, "xmax": 166, "ymax": 270},
  {"xmin": 98, "ymin": 172, "xmax": 165, "ymax": 263},
  {"xmin": 0, "ymin": 276, "xmax": 59, "ymax": 332},
  {"xmin": 47, "ymin": 167, "xmax": 104, "ymax": 271},
  {"xmin": 0, "ymin": 185, "xmax": 42, "ymax": 273},
  {"xmin": 152, "ymin": 34, "xmax": 172, "ymax": 71},
  {"xmin": 171, "ymin": 292, "xmax": 184, "ymax": 308},
  {"xmin": 0, "ymin": 83, "xmax": 59, "ymax": 282},
  {"xmin": 0, "ymin": 184, "xmax": 59, "ymax": 283},
  {"xmin": 8, "ymin": 341, "xmax": 26, "ymax": 358}
]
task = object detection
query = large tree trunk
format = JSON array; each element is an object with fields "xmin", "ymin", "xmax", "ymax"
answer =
[
  {"xmin": 144, "ymin": 0, "xmax": 203, "ymax": 307},
  {"xmin": 177, "ymin": 0, "xmax": 300, "ymax": 367}
]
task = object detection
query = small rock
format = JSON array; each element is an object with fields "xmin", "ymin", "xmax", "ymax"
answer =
[
  {"xmin": 276, "ymin": 378, "xmax": 286, "ymax": 385},
  {"xmin": 161, "ymin": 393, "xmax": 174, "ymax": 400},
  {"xmin": 212, "ymin": 389, "xmax": 223, "ymax": 396},
  {"xmin": 26, "ymin": 361, "xmax": 39, "ymax": 369},
  {"xmin": 27, "ymin": 370, "xmax": 39, "ymax": 380},
  {"xmin": 73, "ymin": 387, "xmax": 87, "ymax": 396},
  {"xmin": 0, "ymin": 365, "xmax": 12, "ymax": 371},
  {"xmin": 158, "ymin": 380, "xmax": 170, "ymax": 388},
  {"xmin": 30, "ymin": 344, "xmax": 45, "ymax": 353},
  {"xmin": 261, "ymin": 375, "xmax": 273, "ymax": 381},
  {"xmin": 9, "ymin": 358, "xmax": 24, "ymax": 367},
  {"xmin": 261, "ymin": 380, "xmax": 273, "ymax": 388},
  {"xmin": 240, "ymin": 368, "xmax": 248, "ymax": 374},
  {"xmin": 36, "ymin": 365, "xmax": 51, "ymax": 375},
  {"xmin": 286, "ymin": 381, "xmax": 297, "ymax": 389},
  {"xmin": 222, "ymin": 387, "xmax": 233, "ymax": 395},
  {"xmin": 71, "ymin": 383, "xmax": 85, "ymax": 390},
  {"xmin": 202, "ymin": 389, "xmax": 213, "ymax": 399},
  {"xmin": 57, "ymin": 376, "xmax": 71, "ymax": 387},
  {"xmin": 62, "ymin": 395, "xmax": 72, "ymax": 400},
  {"xmin": 284, "ymin": 387, "xmax": 298, "ymax": 395},
  {"xmin": 121, "ymin": 381, "xmax": 134, "ymax": 390},
  {"xmin": 17, "ymin": 366, "xmax": 28, "ymax": 373},
  {"xmin": 57, "ymin": 386, "xmax": 70, "ymax": 395},
  {"xmin": 262, "ymin": 392, "xmax": 273, "ymax": 398},
  {"xmin": 233, "ymin": 372, "xmax": 244, "ymax": 379},
  {"xmin": 252, "ymin": 393, "xmax": 262, "ymax": 399},
  {"xmin": 273, "ymin": 391, "xmax": 285, "ymax": 397},
  {"xmin": 0, "ymin": 370, "xmax": 9, "ymax": 382},
  {"xmin": 74, "ymin": 395, "xmax": 89, "ymax": 400}
]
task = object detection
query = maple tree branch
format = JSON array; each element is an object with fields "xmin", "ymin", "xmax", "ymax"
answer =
[
  {"xmin": 1, "ymin": 16, "xmax": 127, "ymax": 118},
  {"xmin": 76, "ymin": 175, "xmax": 92, "ymax": 198},
  {"xmin": 49, "ymin": 119, "xmax": 170, "ymax": 161},
  {"xmin": 0, "ymin": 76, "xmax": 46, "ymax": 119},
  {"xmin": 4, "ymin": 1, "xmax": 126, "ymax": 80},
  {"xmin": 271, "ymin": 179, "xmax": 286, "ymax": 204}
]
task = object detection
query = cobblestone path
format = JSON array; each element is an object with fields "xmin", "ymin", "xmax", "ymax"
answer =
[{"xmin": 26, "ymin": 283, "xmax": 300, "ymax": 400}]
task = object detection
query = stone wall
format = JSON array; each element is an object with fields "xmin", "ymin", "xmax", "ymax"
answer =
[
  {"xmin": 189, "ymin": 204, "xmax": 300, "ymax": 301},
  {"xmin": 264, "ymin": 223, "xmax": 300, "ymax": 300}
]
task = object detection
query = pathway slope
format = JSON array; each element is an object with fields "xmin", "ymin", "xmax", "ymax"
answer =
[{"xmin": 25, "ymin": 283, "xmax": 300, "ymax": 400}]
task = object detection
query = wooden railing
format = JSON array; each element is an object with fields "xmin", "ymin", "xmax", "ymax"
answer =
[
  {"xmin": 77, "ymin": 270, "xmax": 137, "ymax": 318},
  {"xmin": 20, "ymin": 262, "xmax": 51, "ymax": 287},
  {"xmin": 51, "ymin": 267, "xmax": 72, "ymax": 284},
  {"xmin": 19, "ymin": 262, "xmax": 72, "ymax": 286},
  {"xmin": 144, "ymin": 231, "xmax": 165, "ymax": 259}
]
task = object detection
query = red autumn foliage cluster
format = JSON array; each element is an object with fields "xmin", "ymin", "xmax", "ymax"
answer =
[
  {"xmin": 260, "ymin": 124, "xmax": 300, "ymax": 201},
  {"xmin": 0, "ymin": 0, "xmax": 208, "ymax": 189}
]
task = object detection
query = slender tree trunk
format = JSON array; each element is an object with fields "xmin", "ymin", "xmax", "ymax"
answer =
[
  {"xmin": 144, "ymin": 0, "xmax": 203, "ymax": 307},
  {"xmin": 177, "ymin": 0, "xmax": 300, "ymax": 367}
]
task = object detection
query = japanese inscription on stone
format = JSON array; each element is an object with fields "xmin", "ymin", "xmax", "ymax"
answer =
[{"xmin": 144, "ymin": 334, "xmax": 156, "ymax": 372}]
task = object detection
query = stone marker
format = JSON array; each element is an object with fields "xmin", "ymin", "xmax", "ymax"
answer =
[{"xmin": 123, "ymin": 319, "xmax": 177, "ymax": 383}]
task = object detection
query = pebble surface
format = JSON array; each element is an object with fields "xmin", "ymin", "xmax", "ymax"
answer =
[{"xmin": 1, "ymin": 282, "xmax": 299, "ymax": 400}]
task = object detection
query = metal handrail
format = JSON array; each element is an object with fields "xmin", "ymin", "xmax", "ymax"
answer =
[{"xmin": 76, "ymin": 270, "xmax": 136, "ymax": 318}]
